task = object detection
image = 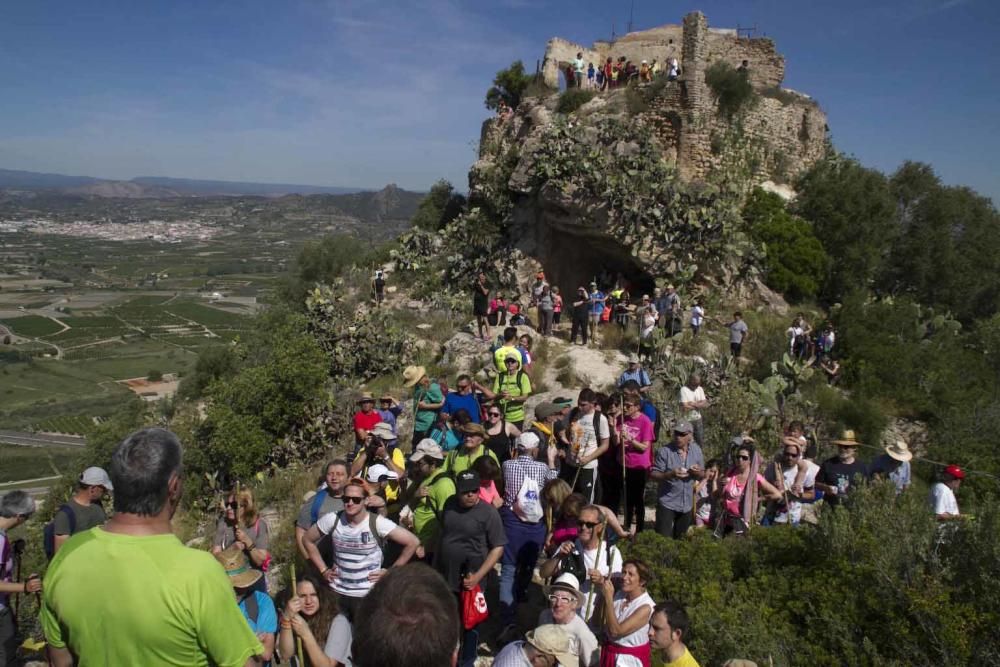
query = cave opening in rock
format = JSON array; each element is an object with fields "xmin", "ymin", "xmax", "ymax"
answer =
[{"xmin": 531, "ymin": 232, "xmax": 658, "ymax": 300}]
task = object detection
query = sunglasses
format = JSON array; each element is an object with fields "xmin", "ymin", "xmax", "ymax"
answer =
[
  {"xmin": 505, "ymin": 360, "xmax": 518, "ymax": 365},
  {"xmin": 577, "ymin": 520, "xmax": 600, "ymax": 529},
  {"xmin": 227, "ymin": 502, "xmax": 239, "ymax": 509},
  {"xmin": 488, "ymin": 412, "xmax": 501, "ymax": 417},
  {"xmin": 343, "ymin": 496, "xmax": 366, "ymax": 505},
  {"xmin": 784, "ymin": 451, "xmax": 800, "ymax": 458},
  {"xmin": 736, "ymin": 455, "xmax": 751, "ymax": 461}
]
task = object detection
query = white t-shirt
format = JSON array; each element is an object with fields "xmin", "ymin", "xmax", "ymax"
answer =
[
  {"xmin": 787, "ymin": 325, "xmax": 803, "ymax": 353},
  {"xmin": 576, "ymin": 539, "xmax": 623, "ymax": 621},
  {"xmin": 571, "ymin": 412, "xmax": 610, "ymax": 470},
  {"xmin": 610, "ymin": 591, "xmax": 654, "ymax": 666},
  {"xmin": 679, "ymin": 385, "xmax": 706, "ymax": 422},
  {"xmin": 316, "ymin": 511, "xmax": 397, "ymax": 597},
  {"xmin": 323, "ymin": 614, "xmax": 353, "ymax": 666},
  {"xmin": 766, "ymin": 461, "xmax": 819, "ymax": 524},
  {"xmin": 931, "ymin": 482, "xmax": 959, "ymax": 517},
  {"xmin": 538, "ymin": 609, "xmax": 600, "ymax": 667},
  {"xmin": 574, "ymin": 57, "xmax": 586, "ymax": 73},
  {"xmin": 691, "ymin": 305, "xmax": 704, "ymax": 327}
]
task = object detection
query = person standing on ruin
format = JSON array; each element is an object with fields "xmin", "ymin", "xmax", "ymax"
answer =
[
  {"xmin": 473, "ymin": 271, "xmax": 491, "ymax": 342},
  {"xmin": 574, "ymin": 52, "xmax": 586, "ymax": 88}
]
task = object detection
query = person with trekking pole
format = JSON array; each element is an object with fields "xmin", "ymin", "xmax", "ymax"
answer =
[{"xmin": 1, "ymin": 491, "xmax": 42, "ymax": 666}]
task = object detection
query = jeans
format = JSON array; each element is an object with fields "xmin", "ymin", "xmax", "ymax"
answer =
[
  {"xmin": 0, "ymin": 608, "xmax": 15, "ymax": 667},
  {"xmin": 498, "ymin": 507, "xmax": 545, "ymax": 626},
  {"xmin": 656, "ymin": 505, "xmax": 693, "ymax": 539},
  {"xmin": 691, "ymin": 418, "xmax": 704, "ymax": 448},
  {"xmin": 538, "ymin": 308, "xmax": 553, "ymax": 336},
  {"xmin": 571, "ymin": 317, "xmax": 588, "ymax": 344}
]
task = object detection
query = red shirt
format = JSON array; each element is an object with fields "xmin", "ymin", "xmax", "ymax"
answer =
[{"xmin": 353, "ymin": 411, "xmax": 381, "ymax": 440}]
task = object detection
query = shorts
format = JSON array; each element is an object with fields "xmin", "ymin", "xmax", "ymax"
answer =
[
  {"xmin": 731, "ymin": 342, "xmax": 743, "ymax": 357},
  {"xmin": 474, "ymin": 303, "xmax": 489, "ymax": 317},
  {"xmin": 553, "ymin": 311, "xmax": 562, "ymax": 324},
  {"xmin": 589, "ymin": 312, "xmax": 601, "ymax": 322}
]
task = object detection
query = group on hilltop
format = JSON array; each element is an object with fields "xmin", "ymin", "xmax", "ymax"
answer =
[{"xmin": 564, "ymin": 52, "xmax": 683, "ymax": 92}]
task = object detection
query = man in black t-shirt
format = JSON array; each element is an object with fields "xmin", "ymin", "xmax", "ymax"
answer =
[
  {"xmin": 435, "ymin": 470, "xmax": 506, "ymax": 666},
  {"xmin": 473, "ymin": 272, "xmax": 491, "ymax": 341},
  {"xmin": 815, "ymin": 430, "xmax": 869, "ymax": 507}
]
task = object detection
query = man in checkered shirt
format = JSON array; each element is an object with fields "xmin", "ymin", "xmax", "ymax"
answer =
[{"xmin": 498, "ymin": 431, "xmax": 559, "ymax": 635}]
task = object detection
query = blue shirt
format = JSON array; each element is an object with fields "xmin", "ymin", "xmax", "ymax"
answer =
[
  {"xmin": 239, "ymin": 590, "xmax": 277, "ymax": 666},
  {"xmin": 617, "ymin": 368, "xmax": 651, "ymax": 388},
  {"xmin": 589, "ymin": 291, "xmax": 606, "ymax": 315},
  {"xmin": 441, "ymin": 392, "xmax": 482, "ymax": 424},
  {"xmin": 869, "ymin": 454, "xmax": 911, "ymax": 494}
]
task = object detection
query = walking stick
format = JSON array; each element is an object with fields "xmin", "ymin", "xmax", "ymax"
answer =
[
  {"xmin": 583, "ymin": 519, "xmax": 606, "ymax": 621},
  {"xmin": 620, "ymin": 395, "xmax": 626, "ymax": 518},
  {"xmin": 290, "ymin": 563, "xmax": 304, "ymax": 667}
]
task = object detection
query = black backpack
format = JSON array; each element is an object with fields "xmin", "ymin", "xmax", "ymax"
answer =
[{"xmin": 43, "ymin": 504, "xmax": 77, "ymax": 560}]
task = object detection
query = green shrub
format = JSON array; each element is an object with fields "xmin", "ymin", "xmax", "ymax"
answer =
[
  {"xmin": 744, "ymin": 188, "xmax": 829, "ymax": 302},
  {"xmin": 556, "ymin": 88, "xmax": 596, "ymax": 114},
  {"xmin": 705, "ymin": 61, "xmax": 756, "ymax": 119},
  {"xmin": 485, "ymin": 60, "xmax": 535, "ymax": 110}
]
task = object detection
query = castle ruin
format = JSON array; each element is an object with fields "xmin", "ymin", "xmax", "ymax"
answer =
[{"xmin": 541, "ymin": 12, "xmax": 828, "ymax": 183}]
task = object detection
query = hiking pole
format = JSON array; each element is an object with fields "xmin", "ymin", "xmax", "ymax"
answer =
[
  {"xmin": 620, "ymin": 395, "xmax": 626, "ymax": 520},
  {"xmin": 583, "ymin": 518, "xmax": 606, "ymax": 621},
  {"xmin": 290, "ymin": 563, "xmax": 304, "ymax": 667},
  {"xmin": 12, "ymin": 539, "xmax": 23, "ymax": 620}
]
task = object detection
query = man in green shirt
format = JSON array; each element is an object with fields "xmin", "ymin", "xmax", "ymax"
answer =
[
  {"xmin": 445, "ymin": 423, "xmax": 499, "ymax": 475},
  {"xmin": 477, "ymin": 355, "xmax": 532, "ymax": 429},
  {"xmin": 408, "ymin": 440, "xmax": 455, "ymax": 562},
  {"xmin": 41, "ymin": 428, "xmax": 263, "ymax": 667},
  {"xmin": 403, "ymin": 365, "xmax": 444, "ymax": 449}
]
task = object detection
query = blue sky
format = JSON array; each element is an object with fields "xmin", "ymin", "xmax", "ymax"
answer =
[{"xmin": 1, "ymin": 0, "xmax": 997, "ymax": 202}]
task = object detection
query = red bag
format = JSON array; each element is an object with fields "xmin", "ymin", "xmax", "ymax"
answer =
[{"xmin": 461, "ymin": 585, "xmax": 489, "ymax": 630}]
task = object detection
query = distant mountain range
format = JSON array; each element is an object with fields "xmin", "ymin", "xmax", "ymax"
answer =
[{"xmin": 0, "ymin": 168, "xmax": 365, "ymax": 198}]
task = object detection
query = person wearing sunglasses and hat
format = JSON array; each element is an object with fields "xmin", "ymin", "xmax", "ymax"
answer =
[
  {"xmin": 539, "ymin": 573, "xmax": 600, "ymax": 667},
  {"xmin": 869, "ymin": 440, "xmax": 913, "ymax": 495},
  {"xmin": 814, "ymin": 430, "xmax": 870, "ymax": 508},
  {"xmin": 350, "ymin": 422, "xmax": 407, "ymax": 488},
  {"xmin": 763, "ymin": 439, "xmax": 819, "ymax": 526},
  {"xmin": 931, "ymin": 465, "xmax": 965, "ymax": 522},
  {"xmin": 446, "ymin": 423, "xmax": 500, "ymax": 476},
  {"xmin": 375, "ymin": 392, "xmax": 404, "ymax": 451},
  {"xmin": 217, "ymin": 548, "xmax": 278, "ymax": 666},
  {"xmin": 50, "ymin": 466, "xmax": 113, "ymax": 556},
  {"xmin": 493, "ymin": 623, "xmax": 579, "ymax": 667}
]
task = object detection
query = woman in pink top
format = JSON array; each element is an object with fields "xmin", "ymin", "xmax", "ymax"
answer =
[
  {"xmin": 617, "ymin": 395, "xmax": 654, "ymax": 533},
  {"xmin": 716, "ymin": 442, "xmax": 782, "ymax": 536},
  {"xmin": 473, "ymin": 455, "xmax": 503, "ymax": 508},
  {"xmin": 551, "ymin": 286, "xmax": 564, "ymax": 332}
]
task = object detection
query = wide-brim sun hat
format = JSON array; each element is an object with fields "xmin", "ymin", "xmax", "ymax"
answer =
[
  {"xmin": 356, "ymin": 391, "xmax": 375, "ymax": 404},
  {"xmin": 545, "ymin": 573, "xmax": 583, "ymax": 605},
  {"xmin": 832, "ymin": 429, "xmax": 861, "ymax": 446},
  {"xmin": 526, "ymin": 625, "xmax": 578, "ymax": 667},
  {"xmin": 370, "ymin": 422, "xmax": 395, "ymax": 441},
  {"xmin": 884, "ymin": 439, "xmax": 913, "ymax": 462},
  {"xmin": 402, "ymin": 365, "xmax": 426, "ymax": 388},
  {"xmin": 217, "ymin": 546, "xmax": 262, "ymax": 589}
]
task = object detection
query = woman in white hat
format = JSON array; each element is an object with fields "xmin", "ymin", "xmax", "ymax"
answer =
[{"xmin": 869, "ymin": 440, "xmax": 913, "ymax": 494}]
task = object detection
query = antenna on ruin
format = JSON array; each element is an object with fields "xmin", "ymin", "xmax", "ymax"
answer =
[
  {"xmin": 627, "ymin": 0, "xmax": 635, "ymax": 33},
  {"xmin": 611, "ymin": 21, "xmax": 616, "ymax": 42},
  {"xmin": 736, "ymin": 23, "xmax": 759, "ymax": 39}
]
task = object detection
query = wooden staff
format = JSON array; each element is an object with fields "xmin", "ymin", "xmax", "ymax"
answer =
[
  {"xmin": 620, "ymin": 395, "xmax": 626, "ymax": 517},
  {"xmin": 290, "ymin": 563, "xmax": 304, "ymax": 667},
  {"xmin": 583, "ymin": 517, "xmax": 606, "ymax": 621},
  {"xmin": 235, "ymin": 481, "xmax": 242, "ymax": 526}
]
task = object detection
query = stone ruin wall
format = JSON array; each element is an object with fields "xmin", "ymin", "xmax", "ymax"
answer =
[{"xmin": 542, "ymin": 21, "xmax": 783, "ymax": 90}]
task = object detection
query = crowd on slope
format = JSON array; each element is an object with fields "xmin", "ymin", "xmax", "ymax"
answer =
[
  {"xmin": 0, "ymin": 276, "xmax": 972, "ymax": 667},
  {"xmin": 562, "ymin": 53, "xmax": 683, "ymax": 91}
]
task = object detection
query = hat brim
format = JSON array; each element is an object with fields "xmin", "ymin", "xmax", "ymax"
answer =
[
  {"xmin": 403, "ymin": 366, "xmax": 426, "ymax": 387},
  {"xmin": 832, "ymin": 440, "xmax": 860, "ymax": 446},
  {"xmin": 885, "ymin": 447, "xmax": 913, "ymax": 462}
]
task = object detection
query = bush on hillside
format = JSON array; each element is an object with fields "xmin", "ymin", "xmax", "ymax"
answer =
[
  {"xmin": 485, "ymin": 60, "xmax": 535, "ymax": 110},
  {"xmin": 410, "ymin": 179, "xmax": 466, "ymax": 232},
  {"xmin": 743, "ymin": 189, "xmax": 828, "ymax": 302},
  {"xmin": 624, "ymin": 483, "xmax": 1000, "ymax": 666},
  {"xmin": 556, "ymin": 88, "xmax": 596, "ymax": 114},
  {"xmin": 705, "ymin": 61, "xmax": 756, "ymax": 119}
]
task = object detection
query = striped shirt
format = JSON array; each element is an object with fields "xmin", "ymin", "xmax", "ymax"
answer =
[
  {"xmin": 316, "ymin": 511, "xmax": 396, "ymax": 598},
  {"xmin": 502, "ymin": 455, "xmax": 558, "ymax": 510}
]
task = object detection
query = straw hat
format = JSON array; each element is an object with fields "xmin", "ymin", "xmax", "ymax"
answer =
[
  {"xmin": 526, "ymin": 625, "xmax": 578, "ymax": 667},
  {"xmin": 832, "ymin": 429, "xmax": 861, "ymax": 446},
  {"xmin": 216, "ymin": 546, "xmax": 262, "ymax": 589},
  {"xmin": 884, "ymin": 439, "xmax": 913, "ymax": 462},
  {"xmin": 356, "ymin": 391, "xmax": 375, "ymax": 404},
  {"xmin": 380, "ymin": 392, "xmax": 395, "ymax": 402},
  {"xmin": 370, "ymin": 422, "xmax": 395, "ymax": 441},
  {"xmin": 402, "ymin": 365, "xmax": 426, "ymax": 388}
]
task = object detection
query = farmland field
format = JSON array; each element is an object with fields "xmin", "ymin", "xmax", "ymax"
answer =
[
  {"xmin": 0, "ymin": 443, "xmax": 81, "ymax": 482},
  {"xmin": 0, "ymin": 315, "xmax": 65, "ymax": 337}
]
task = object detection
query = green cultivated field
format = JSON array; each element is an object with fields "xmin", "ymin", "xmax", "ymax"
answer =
[
  {"xmin": 0, "ymin": 315, "xmax": 64, "ymax": 338},
  {"xmin": 0, "ymin": 443, "xmax": 80, "ymax": 482}
]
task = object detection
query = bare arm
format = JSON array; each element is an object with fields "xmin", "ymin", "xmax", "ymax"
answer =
[
  {"xmin": 387, "ymin": 526, "xmax": 419, "ymax": 566},
  {"xmin": 258, "ymin": 633, "xmax": 275, "ymax": 663},
  {"xmin": 758, "ymin": 477, "xmax": 783, "ymax": 501},
  {"xmin": 47, "ymin": 647, "xmax": 74, "ymax": 667},
  {"xmin": 602, "ymin": 583, "xmax": 652, "ymax": 640},
  {"xmin": 581, "ymin": 438, "xmax": 609, "ymax": 466},
  {"xmin": 539, "ymin": 541, "xmax": 572, "ymax": 579},
  {"xmin": 53, "ymin": 533, "xmax": 70, "ymax": 553},
  {"xmin": 303, "ymin": 524, "xmax": 331, "ymax": 576},
  {"xmin": 467, "ymin": 545, "xmax": 505, "ymax": 589},
  {"xmin": 599, "ymin": 507, "xmax": 629, "ymax": 538},
  {"xmin": 295, "ymin": 526, "xmax": 310, "ymax": 561}
]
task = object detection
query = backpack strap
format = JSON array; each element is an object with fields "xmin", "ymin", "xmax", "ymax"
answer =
[
  {"xmin": 309, "ymin": 488, "xmax": 328, "ymax": 525},
  {"xmin": 368, "ymin": 512, "xmax": 386, "ymax": 552},
  {"xmin": 243, "ymin": 592, "xmax": 259, "ymax": 625}
]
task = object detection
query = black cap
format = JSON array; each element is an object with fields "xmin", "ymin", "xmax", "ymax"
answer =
[{"xmin": 456, "ymin": 470, "xmax": 480, "ymax": 494}]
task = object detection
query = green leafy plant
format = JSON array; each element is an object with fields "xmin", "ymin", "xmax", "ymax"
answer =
[
  {"xmin": 705, "ymin": 61, "xmax": 757, "ymax": 119},
  {"xmin": 556, "ymin": 88, "xmax": 596, "ymax": 114},
  {"xmin": 485, "ymin": 60, "xmax": 535, "ymax": 110}
]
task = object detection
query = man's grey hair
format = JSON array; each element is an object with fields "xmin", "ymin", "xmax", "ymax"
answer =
[
  {"xmin": 110, "ymin": 428, "xmax": 183, "ymax": 516},
  {"xmin": 0, "ymin": 490, "xmax": 36, "ymax": 518}
]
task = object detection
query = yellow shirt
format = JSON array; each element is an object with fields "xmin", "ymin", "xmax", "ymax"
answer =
[{"xmin": 664, "ymin": 647, "xmax": 701, "ymax": 667}]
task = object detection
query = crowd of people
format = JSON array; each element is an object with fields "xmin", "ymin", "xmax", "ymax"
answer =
[
  {"xmin": 0, "ymin": 277, "xmax": 972, "ymax": 667},
  {"xmin": 564, "ymin": 52, "xmax": 683, "ymax": 91}
]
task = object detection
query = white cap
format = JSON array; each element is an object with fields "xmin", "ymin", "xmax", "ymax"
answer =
[
  {"xmin": 366, "ymin": 464, "xmax": 391, "ymax": 483},
  {"xmin": 80, "ymin": 466, "xmax": 113, "ymax": 490},
  {"xmin": 516, "ymin": 432, "xmax": 541, "ymax": 450}
]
